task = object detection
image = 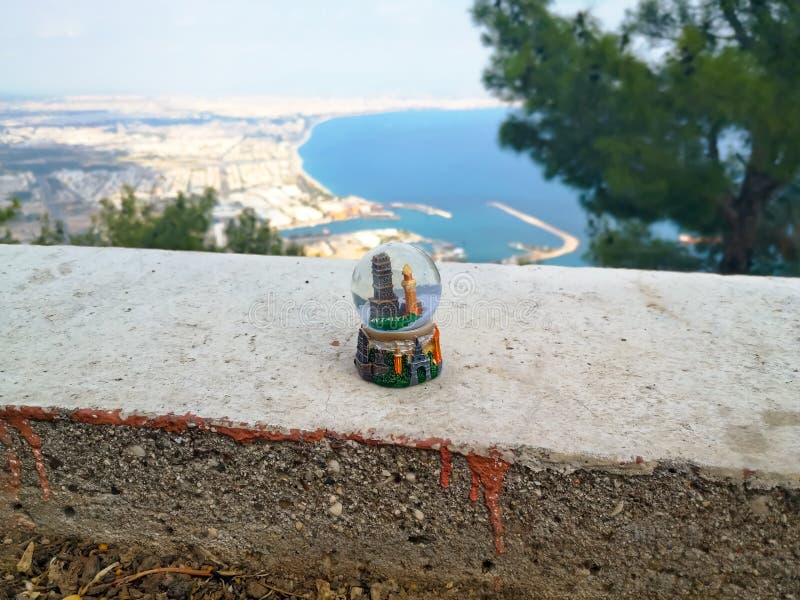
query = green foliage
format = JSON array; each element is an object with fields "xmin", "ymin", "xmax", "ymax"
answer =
[
  {"xmin": 0, "ymin": 197, "xmax": 67, "ymax": 245},
  {"xmin": 2, "ymin": 186, "xmax": 304, "ymax": 255},
  {"xmin": 750, "ymin": 180, "xmax": 800, "ymax": 275},
  {"xmin": 369, "ymin": 312, "xmax": 420, "ymax": 331},
  {"xmin": 284, "ymin": 241, "xmax": 304, "ymax": 256},
  {"xmin": 70, "ymin": 186, "xmax": 302, "ymax": 256},
  {"xmin": 31, "ymin": 213, "xmax": 67, "ymax": 246},
  {"xmin": 0, "ymin": 197, "xmax": 21, "ymax": 244},
  {"xmin": 224, "ymin": 207, "xmax": 302, "ymax": 256},
  {"xmin": 473, "ymin": 0, "xmax": 800, "ymax": 274},
  {"xmin": 0, "ymin": 197, "xmax": 20, "ymax": 226},
  {"xmin": 145, "ymin": 189, "xmax": 216, "ymax": 251},
  {"xmin": 70, "ymin": 186, "xmax": 214, "ymax": 250},
  {"xmin": 225, "ymin": 207, "xmax": 280, "ymax": 255},
  {"xmin": 68, "ymin": 224, "xmax": 106, "ymax": 247},
  {"xmin": 97, "ymin": 185, "xmax": 157, "ymax": 247},
  {"xmin": 588, "ymin": 219, "xmax": 707, "ymax": 271}
]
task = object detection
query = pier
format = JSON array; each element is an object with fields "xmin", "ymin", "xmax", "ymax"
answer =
[
  {"xmin": 489, "ymin": 201, "xmax": 580, "ymax": 263},
  {"xmin": 388, "ymin": 202, "xmax": 452, "ymax": 219}
]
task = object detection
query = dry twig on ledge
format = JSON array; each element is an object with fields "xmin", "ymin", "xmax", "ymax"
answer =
[{"xmin": 113, "ymin": 566, "xmax": 241, "ymax": 585}]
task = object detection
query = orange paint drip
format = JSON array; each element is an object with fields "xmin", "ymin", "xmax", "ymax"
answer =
[
  {"xmin": 0, "ymin": 419, "xmax": 21, "ymax": 497},
  {"xmin": 3, "ymin": 406, "xmax": 519, "ymax": 555},
  {"xmin": 71, "ymin": 409, "xmax": 191, "ymax": 432},
  {"xmin": 0, "ymin": 406, "xmax": 59, "ymax": 421},
  {"xmin": 439, "ymin": 446, "xmax": 452, "ymax": 488},
  {"xmin": 71, "ymin": 409, "xmax": 330, "ymax": 445},
  {"xmin": 0, "ymin": 413, "xmax": 52, "ymax": 500},
  {"xmin": 466, "ymin": 451, "xmax": 511, "ymax": 555},
  {"xmin": 469, "ymin": 472, "xmax": 480, "ymax": 502},
  {"xmin": 16, "ymin": 420, "xmax": 50, "ymax": 500}
]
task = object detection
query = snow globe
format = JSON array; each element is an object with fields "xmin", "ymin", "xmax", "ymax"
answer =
[{"xmin": 352, "ymin": 242, "xmax": 442, "ymax": 387}]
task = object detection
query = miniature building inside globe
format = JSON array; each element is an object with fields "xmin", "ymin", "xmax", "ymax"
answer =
[{"xmin": 351, "ymin": 242, "xmax": 442, "ymax": 387}]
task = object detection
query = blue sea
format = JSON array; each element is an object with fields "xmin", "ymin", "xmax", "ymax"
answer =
[{"xmin": 293, "ymin": 108, "xmax": 588, "ymax": 266}]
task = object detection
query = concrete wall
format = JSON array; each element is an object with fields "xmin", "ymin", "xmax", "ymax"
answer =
[{"xmin": 1, "ymin": 246, "xmax": 799, "ymax": 597}]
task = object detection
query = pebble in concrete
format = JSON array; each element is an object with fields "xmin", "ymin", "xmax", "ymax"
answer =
[
  {"xmin": 124, "ymin": 445, "xmax": 146, "ymax": 458},
  {"xmin": 369, "ymin": 582, "xmax": 383, "ymax": 600},
  {"xmin": 328, "ymin": 502, "xmax": 343, "ymax": 518},
  {"xmin": 749, "ymin": 495, "xmax": 771, "ymax": 516}
]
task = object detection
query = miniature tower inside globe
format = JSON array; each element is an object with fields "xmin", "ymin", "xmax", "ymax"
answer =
[{"xmin": 352, "ymin": 242, "xmax": 442, "ymax": 387}]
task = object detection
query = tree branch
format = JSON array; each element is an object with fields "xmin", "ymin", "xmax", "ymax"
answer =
[
  {"xmin": 719, "ymin": 0, "xmax": 751, "ymax": 49},
  {"xmin": 707, "ymin": 122, "xmax": 721, "ymax": 164}
]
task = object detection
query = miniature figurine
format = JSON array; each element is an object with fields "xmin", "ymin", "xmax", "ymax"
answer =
[{"xmin": 351, "ymin": 242, "xmax": 442, "ymax": 387}]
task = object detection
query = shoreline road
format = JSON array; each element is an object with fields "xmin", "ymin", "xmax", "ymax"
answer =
[{"xmin": 489, "ymin": 201, "xmax": 580, "ymax": 263}]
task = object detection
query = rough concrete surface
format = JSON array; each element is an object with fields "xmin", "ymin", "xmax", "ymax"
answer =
[
  {"xmin": 1, "ymin": 419, "xmax": 799, "ymax": 598},
  {"xmin": 1, "ymin": 245, "xmax": 799, "ymax": 480},
  {"xmin": 1, "ymin": 246, "xmax": 800, "ymax": 597}
]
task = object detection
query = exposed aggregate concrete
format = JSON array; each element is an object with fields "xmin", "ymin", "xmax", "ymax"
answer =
[{"xmin": 1, "ymin": 419, "xmax": 799, "ymax": 598}]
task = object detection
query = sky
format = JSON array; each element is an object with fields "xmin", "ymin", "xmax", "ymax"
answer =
[{"xmin": 0, "ymin": 0, "xmax": 635, "ymax": 98}]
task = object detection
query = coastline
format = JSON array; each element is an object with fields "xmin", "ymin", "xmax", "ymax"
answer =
[
  {"xmin": 288, "ymin": 107, "xmax": 468, "ymax": 251},
  {"xmin": 3, "ymin": 95, "xmax": 589, "ymax": 263},
  {"xmin": 292, "ymin": 103, "xmax": 501, "ymax": 218},
  {"xmin": 293, "ymin": 113, "xmax": 338, "ymax": 198},
  {"xmin": 295, "ymin": 109, "xmax": 584, "ymax": 265},
  {"xmin": 293, "ymin": 98, "xmax": 505, "ymax": 199}
]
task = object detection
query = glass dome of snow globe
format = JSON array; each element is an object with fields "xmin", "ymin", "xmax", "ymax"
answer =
[{"xmin": 351, "ymin": 242, "xmax": 441, "ymax": 333}]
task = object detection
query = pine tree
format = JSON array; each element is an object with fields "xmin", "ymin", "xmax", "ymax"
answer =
[{"xmin": 474, "ymin": 0, "xmax": 800, "ymax": 274}]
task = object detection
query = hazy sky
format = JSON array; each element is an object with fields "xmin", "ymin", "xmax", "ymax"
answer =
[{"xmin": 0, "ymin": 0, "xmax": 635, "ymax": 98}]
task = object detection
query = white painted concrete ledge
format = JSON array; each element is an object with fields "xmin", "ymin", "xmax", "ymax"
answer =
[{"xmin": 1, "ymin": 245, "xmax": 798, "ymax": 486}]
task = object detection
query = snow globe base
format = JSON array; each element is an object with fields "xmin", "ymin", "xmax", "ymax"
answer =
[{"xmin": 354, "ymin": 322, "xmax": 443, "ymax": 387}]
